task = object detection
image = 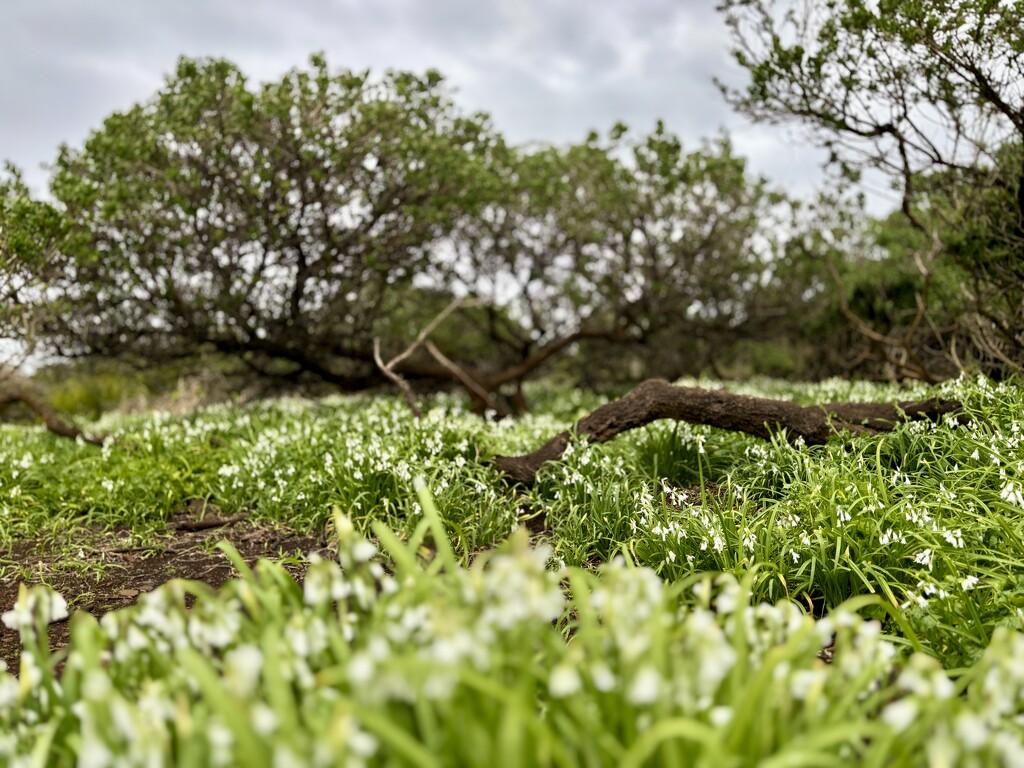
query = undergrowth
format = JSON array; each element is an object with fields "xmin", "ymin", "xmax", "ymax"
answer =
[{"xmin": 0, "ymin": 375, "xmax": 1022, "ymax": 763}]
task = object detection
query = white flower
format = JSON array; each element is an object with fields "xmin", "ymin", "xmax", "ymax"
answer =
[
  {"xmin": 208, "ymin": 722, "xmax": 233, "ymax": 767},
  {"xmin": 960, "ymin": 575, "xmax": 980, "ymax": 591},
  {"xmin": 713, "ymin": 576, "xmax": 741, "ymax": 615},
  {"xmin": 188, "ymin": 610, "xmax": 240, "ymax": 650},
  {"xmin": 0, "ymin": 675, "xmax": 18, "ymax": 708},
  {"xmin": 251, "ymin": 703, "xmax": 277, "ymax": 735},
  {"xmin": 789, "ymin": 669, "xmax": 825, "ymax": 701},
  {"xmin": 955, "ymin": 712, "xmax": 988, "ymax": 750},
  {"xmin": 349, "ymin": 724, "xmax": 379, "ymax": 757},
  {"xmin": 709, "ymin": 706, "xmax": 733, "ymax": 727},
  {"xmin": 1, "ymin": 596, "xmax": 33, "ymax": 631},
  {"xmin": 993, "ymin": 731, "xmax": 1024, "ymax": 768},
  {"xmin": 2, "ymin": 586, "xmax": 68, "ymax": 630},
  {"xmin": 81, "ymin": 671, "xmax": 111, "ymax": 700},
  {"xmin": 628, "ymin": 666, "xmax": 662, "ymax": 705},
  {"xmin": 348, "ymin": 653, "xmax": 375, "ymax": 685},
  {"xmin": 590, "ymin": 664, "xmax": 616, "ymax": 693},
  {"xmin": 912, "ymin": 548, "xmax": 933, "ymax": 571},
  {"xmin": 42, "ymin": 589, "xmax": 69, "ymax": 623},
  {"xmin": 224, "ymin": 644, "xmax": 264, "ymax": 698},
  {"xmin": 742, "ymin": 530, "xmax": 756, "ymax": 552},
  {"xmin": 1000, "ymin": 482, "xmax": 1024, "ymax": 508},
  {"xmin": 879, "ymin": 529, "xmax": 905, "ymax": 547},
  {"xmin": 900, "ymin": 656, "xmax": 954, "ymax": 700},
  {"xmin": 78, "ymin": 734, "xmax": 114, "ymax": 767},
  {"xmin": 351, "ymin": 540, "xmax": 378, "ymax": 563},
  {"xmin": 900, "ymin": 592, "xmax": 929, "ymax": 610},
  {"xmin": 942, "ymin": 529, "xmax": 965, "ymax": 549},
  {"xmin": 882, "ymin": 698, "xmax": 918, "ymax": 732},
  {"xmin": 549, "ymin": 664, "xmax": 582, "ymax": 698}
]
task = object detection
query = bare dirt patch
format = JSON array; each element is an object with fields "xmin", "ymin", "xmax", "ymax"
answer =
[{"xmin": 0, "ymin": 509, "xmax": 325, "ymax": 675}]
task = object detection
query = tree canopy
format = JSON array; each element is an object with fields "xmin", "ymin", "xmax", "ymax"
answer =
[
  {"xmin": 3, "ymin": 54, "xmax": 813, "ymax": 405},
  {"xmin": 720, "ymin": 0, "xmax": 1024, "ymax": 377},
  {"xmin": 34, "ymin": 56, "xmax": 497, "ymax": 389},
  {"xmin": 0, "ymin": 165, "xmax": 70, "ymax": 375},
  {"xmin": 7, "ymin": 31, "xmax": 1020, "ymax": 406}
]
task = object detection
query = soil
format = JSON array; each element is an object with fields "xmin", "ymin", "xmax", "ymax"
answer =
[{"xmin": 0, "ymin": 504, "xmax": 325, "ymax": 675}]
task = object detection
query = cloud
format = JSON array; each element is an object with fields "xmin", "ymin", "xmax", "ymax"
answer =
[{"xmin": 0, "ymin": 0, "xmax": 840, "ymax": 204}]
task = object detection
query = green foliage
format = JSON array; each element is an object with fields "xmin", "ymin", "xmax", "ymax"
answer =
[
  {"xmin": 1, "ymin": 376, "xmax": 1022, "ymax": 668},
  {"xmin": 0, "ymin": 166, "xmax": 72, "ymax": 365},
  {"xmin": 1, "ymin": 377, "xmax": 1024, "ymax": 761},
  {"xmin": 42, "ymin": 371, "xmax": 146, "ymax": 420},
  {"xmin": 25, "ymin": 56, "xmax": 498, "ymax": 386},
  {"xmin": 3, "ymin": 54, "xmax": 828, "ymax": 393},
  {"xmin": 720, "ymin": 0, "xmax": 1024, "ymax": 376},
  {"xmin": 5, "ymin": 499, "xmax": 1024, "ymax": 764},
  {"xmin": 31, "ymin": 355, "xmax": 307, "ymax": 419},
  {"xmin": 454, "ymin": 126, "xmax": 804, "ymax": 389},
  {"xmin": 32, "ymin": 361, "xmax": 152, "ymax": 418}
]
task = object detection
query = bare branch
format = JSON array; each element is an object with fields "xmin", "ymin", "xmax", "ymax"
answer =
[
  {"xmin": 0, "ymin": 375, "xmax": 104, "ymax": 445},
  {"xmin": 425, "ymin": 341, "xmax": 509, "ymax": 417},
  {"xmin": 373, "ymin": 296, "xmax": 485, "ymax": 418},
  {"xmin": 494, "ymin": 378, "xmax": 961, "ymax": 486},
  {"xmin": 374, "ymin": 336, "xmax": 422, "ymax": 418}
]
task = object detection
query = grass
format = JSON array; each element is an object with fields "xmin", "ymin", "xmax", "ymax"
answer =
[{"xmin": 1, "ymin": 374, "xmax": 1024, "ymax": 764}]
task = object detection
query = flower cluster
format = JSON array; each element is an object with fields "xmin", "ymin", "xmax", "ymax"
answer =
[{"xmin": 3, "ymin": 509, "xmax": 1024, "ymax": 765}]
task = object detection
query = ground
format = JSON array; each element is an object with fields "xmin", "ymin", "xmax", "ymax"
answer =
[{"xmin": 0, "ymin": 503, "xmax": 323, "ymax": 674}]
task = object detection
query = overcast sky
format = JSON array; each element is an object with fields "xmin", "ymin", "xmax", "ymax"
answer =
[{"xmin": 1, "ymin": 0, "xmax": 896, "ymax": 209}]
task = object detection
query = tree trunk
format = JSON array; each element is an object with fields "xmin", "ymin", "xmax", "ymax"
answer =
[{"xmin": 493, "ymin": 378, "xmax": 961, "ymax": 486}]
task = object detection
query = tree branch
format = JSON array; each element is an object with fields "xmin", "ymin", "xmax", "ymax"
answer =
[
  {"xmin": 374, "ymin": 337, "xmax": 422, "ymax": 418},
  {"xmin": 493, "ymin": 378, "xmax": 960, "ymax": 486},
  {"xmin": 425, "ymin": 341, "xmax": 509, "ymax": 417},
  {"xmin": 373, "ymin": 296, "xmax": 483, "ymax": 417},
  {"xmin": 0, "ymin": 375, "xmax": 104, "ymax": 445}
]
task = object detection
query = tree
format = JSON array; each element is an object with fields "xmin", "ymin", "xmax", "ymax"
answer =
[
  {"xmin": 775, "ymin": 191, "xmax": 962, "ymax": 382},
  {"xmin": 0, "ymin": 165, "xmax": 70, "ymax": 375},
  {"xmin": 720, "ymin": 0, "xmax": 1024, "ymax": 376},
  {"xmin": 445, "ymin": 125, "xmax": 806, "ymax": 404},
  {"xmin": 1, "ymin": 168, "xmax": 104, "ymax": 440},
  {"xmin": 26, "ymin": 55, "xmax": 497, "ymax": 390},
  {"xmin": 7, "ymin": 54, "xmax": 859, "ymax": 409},
  {"xmin": 593, "ymin": 127, "xmax": 803, "ymax": 382}
]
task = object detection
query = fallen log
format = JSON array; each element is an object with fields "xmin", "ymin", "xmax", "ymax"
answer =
[
  {"xmin": 0, "ymin": 375, "xmax": 104, "ymax": 445},
  {"xmin": 493, "ymin": 378, "xmax": 961, "ymax": 486}
]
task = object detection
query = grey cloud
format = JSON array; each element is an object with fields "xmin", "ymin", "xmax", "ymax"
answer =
[{"xmin": 0, "ymin": 0, "xmax": 843, "ymax": 206}]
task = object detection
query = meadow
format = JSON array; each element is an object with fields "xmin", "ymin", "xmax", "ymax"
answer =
[{"xmin": 1, "ymin": 375, "xmax": 1023, "ymax": 766}]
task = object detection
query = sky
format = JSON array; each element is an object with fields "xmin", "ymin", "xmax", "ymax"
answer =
[{"xmin": 0, "ymin": 0, "xmax": 897, "ymax": 210}]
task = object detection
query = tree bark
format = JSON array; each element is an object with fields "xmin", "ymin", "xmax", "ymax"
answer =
[
  {"xmin": 0, "ymin": 376, "xmax": 104, "ymax": 445},
  {"xmin": 493, "ymin": 378, "xmax": 961, "ymax": 486}
]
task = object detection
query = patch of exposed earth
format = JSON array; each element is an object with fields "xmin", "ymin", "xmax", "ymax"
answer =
[{"xmin": 0, "ymin": 505, "xmax": 325, "ymax": 675}]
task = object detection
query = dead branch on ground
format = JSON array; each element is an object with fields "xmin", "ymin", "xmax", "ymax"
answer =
[
  {"xmin": 493, "ymin": 378, "xmax": 961, "ymax": 486},
  {"xmin": 0, "ymin": 374, "xmax": 104, "ymax": 445}
]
